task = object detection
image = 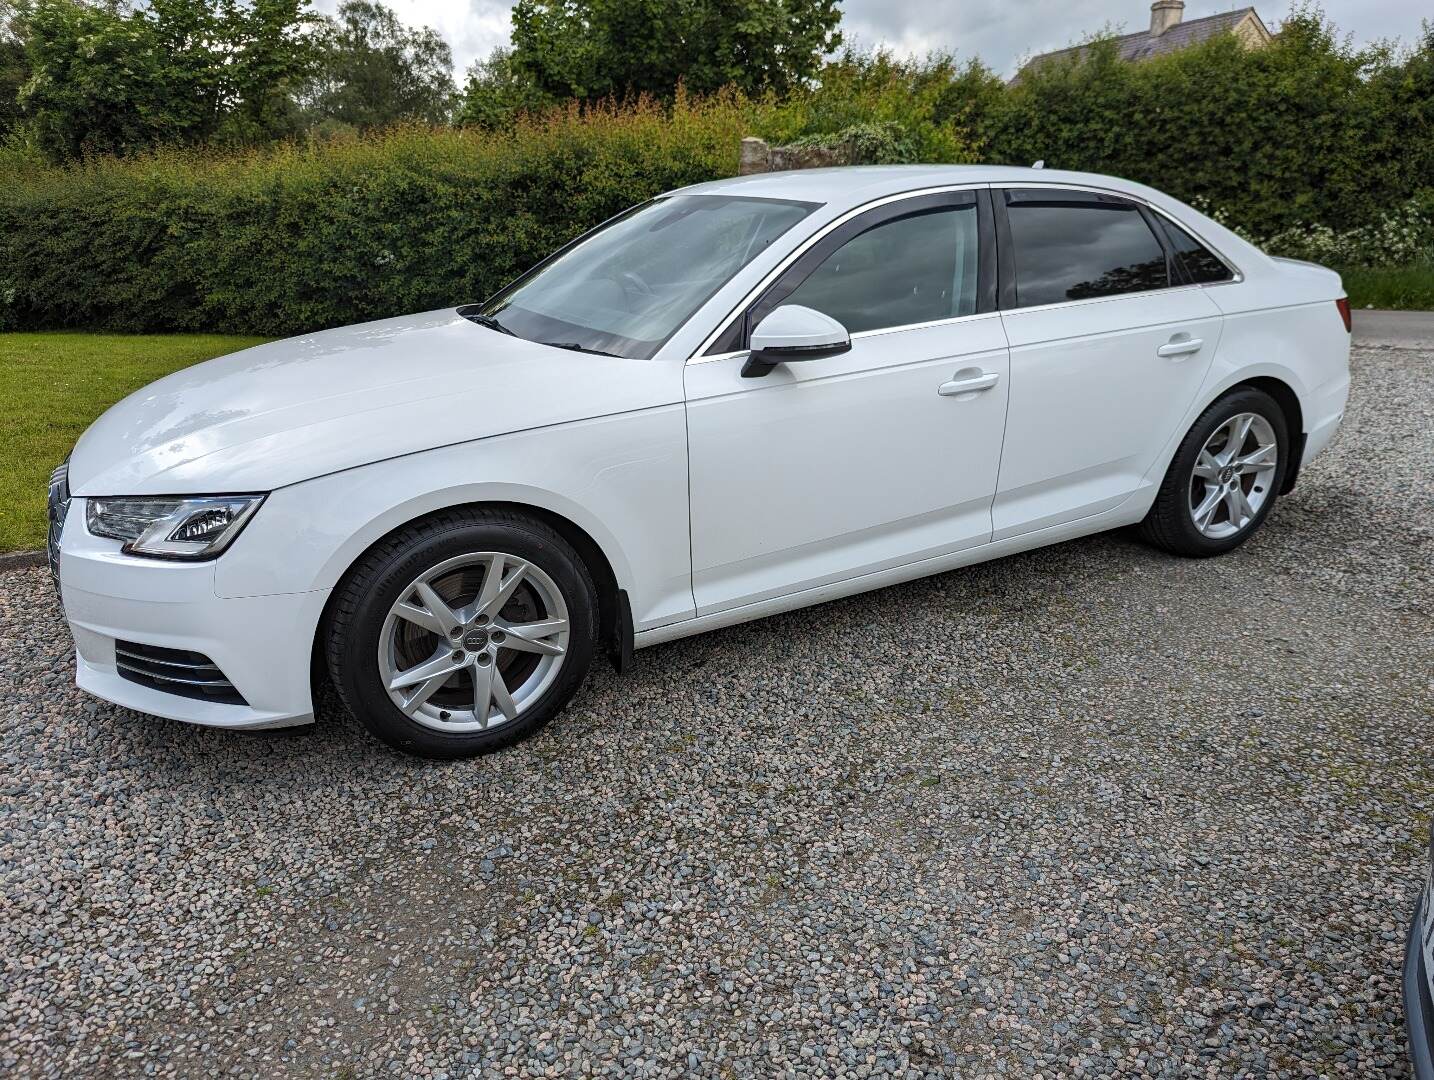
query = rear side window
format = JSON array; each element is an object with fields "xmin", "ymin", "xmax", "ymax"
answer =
[
  {"xmin": 781, "ymin": 204, "xmax": 981, "ymax": 334},
  {"xmin": 1004, "ymin": 191, "xmax": 1170, "ymax": 308},
  {"xmin": 1159, "ymin": 216, "xmax": 1235, "ymax": 284}
]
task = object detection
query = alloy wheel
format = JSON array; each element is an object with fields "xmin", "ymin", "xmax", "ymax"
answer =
[
  {"xmin": 1187, "ymin": 412, "xmax": 1278, "ymax": 540},
  {"xmin": 377, "ymin": 552, "xmax": 570, "ymax": 733}
]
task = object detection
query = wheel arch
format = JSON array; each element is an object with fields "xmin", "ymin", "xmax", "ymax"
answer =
[
  {"xmin": 1231, "ymin": 375, "xmax": 1305, "ymax": 495},
  {"xmin": 310, "ymin": 499, "xmax": 633, "ymax": 700},
  {"xmin": 1139, "ymin": 366, "xmax": 1311, "ymax": 522},
  {"xmin": 1172, "ymin": 367, "xmax": 1308, "ymax": 494}
]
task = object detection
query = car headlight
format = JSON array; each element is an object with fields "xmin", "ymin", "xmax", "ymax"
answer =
[{"xmin": 85, "ymin": 495, "xmax": 265, "ymax": 560}]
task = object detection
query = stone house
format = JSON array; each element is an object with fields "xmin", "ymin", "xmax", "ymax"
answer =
[{"xmin": 1013, "ymin": 1, "xmax": 1273, "ymax": 81}]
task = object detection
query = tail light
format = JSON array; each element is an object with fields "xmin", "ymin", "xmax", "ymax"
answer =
[{"xmin": 1336, "ymin": 297, "xmax": 1352, "ymax": 334}]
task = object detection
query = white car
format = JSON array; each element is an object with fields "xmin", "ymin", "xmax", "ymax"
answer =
[{"xmin": 49, "ymin": 166, "xmax": 1351, "ymax": 758}]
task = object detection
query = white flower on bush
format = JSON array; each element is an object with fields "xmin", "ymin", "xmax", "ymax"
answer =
[{"xmin": 1192, "ymin": 197, "xmax": 1434, "ymax": 268}]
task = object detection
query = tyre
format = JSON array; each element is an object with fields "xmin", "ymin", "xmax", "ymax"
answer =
[
  {"xmin": 326, "ymin": 508, "xmax": 597, "ymax": 759},
  {"xmin": 1138, "ymin": 387, "xmax": 1290, "ymax": 557}
]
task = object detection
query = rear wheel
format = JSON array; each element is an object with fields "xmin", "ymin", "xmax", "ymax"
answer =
[
  {"xmin": 326, "ymin": 509, "xmax": 596, "ymax": 758},
  {"xmin": 1138, "ymin": 387, "xmax": 1290, "ymax": 557}
]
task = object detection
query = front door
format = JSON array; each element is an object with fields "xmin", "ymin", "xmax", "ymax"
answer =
[{"xmin": 684, "ymin": 190, "xmax": 1011, "ymax": 616}]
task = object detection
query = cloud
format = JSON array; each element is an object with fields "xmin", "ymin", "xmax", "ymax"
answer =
[
  {"xmin": 310, "ymin": 0, "xmax": 512, "ymax": 76},
  {"xmin": 839, "ymin": 0, "xmax": 1426, "ymax": 77},
  {"xmin": 312, "ymin": 0, "xmax": 1432, "ymax": 79}
]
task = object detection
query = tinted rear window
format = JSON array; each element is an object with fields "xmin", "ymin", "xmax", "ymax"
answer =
[
  {"xmin": 1005, "ymin": 192, "xmax": 1169, "ymax": 308},
  {"xmin": 1159, "ymin": 216, "xmax": 1235, "ymax": 284}
]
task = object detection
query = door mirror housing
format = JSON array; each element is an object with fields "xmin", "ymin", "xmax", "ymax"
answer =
[{"xmin": 742, "ymin": 305, "xmax": 852, "ymax": 378}]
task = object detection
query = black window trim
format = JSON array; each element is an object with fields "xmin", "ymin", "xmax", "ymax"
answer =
[
  {"xmin": 1146, "ymin": 205, "xmax": 1241, "ymax": 288},
  {"xmin": 991, "ymin": 183, "xmax": 1242, "ymax": 313},
  {"xmin": 1138, "ymin": 204, "xmax": 1185, "ymax": 287},
  {"xmin": 695, "ymin": 185, "xmax": 1000, "ymax": 359}
]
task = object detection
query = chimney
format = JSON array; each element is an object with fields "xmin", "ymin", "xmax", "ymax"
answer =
[{"xmin": 1150, "ymin": 0, "xmax": 1184, "ymax": 35}]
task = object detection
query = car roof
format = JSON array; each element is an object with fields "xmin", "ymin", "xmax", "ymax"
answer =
[{"xmin": 666, "ymin": 165, "xmax": 1157, "ymax": 207}]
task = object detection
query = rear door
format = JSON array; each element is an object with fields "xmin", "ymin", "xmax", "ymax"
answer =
[{"xmin": 992, "ymin": 187, "xmax": 1225, "ymax": 538}]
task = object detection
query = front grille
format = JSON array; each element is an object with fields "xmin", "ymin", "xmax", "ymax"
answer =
[
  {"xmin": 114, "ymin": 641, "xmax": 248, "ymax": 706},
  {"xmin": 47, "ymin": 460, "xmax": 70, "ymax": 593}
]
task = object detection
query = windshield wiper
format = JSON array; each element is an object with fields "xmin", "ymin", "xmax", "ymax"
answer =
[
  {"xmin": 541, "ymin": 341, "xmax": 625, "ymax": 358},
  {"xmin": 466, "ymin": 312, "xmax": 517, "ymax": 337}
]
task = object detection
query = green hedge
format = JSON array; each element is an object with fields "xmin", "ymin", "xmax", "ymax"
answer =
[
  {"xmin": 979, "ymin": 16, "xmax": 1434, "ymax": 233},
  {"xmin": 1, "ymin": 11, "xmax": 1430, "ymax": 335},
  {"xmin": 0, "ymin": 99, "xmax": 745, "ymax": 335}
]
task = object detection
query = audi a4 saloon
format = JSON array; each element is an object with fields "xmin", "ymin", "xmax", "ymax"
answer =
[{"xmin": 48, "ymin": 165, "xmax": 1351, "ymax": 758}]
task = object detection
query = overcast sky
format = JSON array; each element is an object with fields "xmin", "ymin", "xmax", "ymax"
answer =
[{"xmin": 323, "ymin": 1, "xmax": 1429, "ymax": 80}]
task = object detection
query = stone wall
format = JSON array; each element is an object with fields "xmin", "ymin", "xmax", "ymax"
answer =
[{"xmin": 737, "ymin": 136, "xmax": 856, "ymax": 176}]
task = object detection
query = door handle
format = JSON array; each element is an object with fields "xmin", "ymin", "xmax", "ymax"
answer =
[
  {"xmin": 938, "ymin": 371, "xmax": 1001, "ymax": 397},
  {"xmin": 1157, "ymin": 337, "xmax": 1204, "ymax": 358}
]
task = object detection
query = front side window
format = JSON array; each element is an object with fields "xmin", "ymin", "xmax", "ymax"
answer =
[
  {"xmin": 1005, "ymin": 191, "xmax": 1170, "ymax": 308},
  {"xmin": 1159, "ymin": 216, "xmax": 1235, "ymax": 284},
  {"xmin": 779, "ymin": 204, "xmax": 981, "ymax": 334},
  {"xmin": 474, "ymin": 194, "xmax": 817, "ymax": 359}
]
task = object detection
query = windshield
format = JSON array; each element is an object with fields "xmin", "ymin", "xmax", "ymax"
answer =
[{"xmin": 467, "ymin": 194, "xmax": 818, "ymax": 359}]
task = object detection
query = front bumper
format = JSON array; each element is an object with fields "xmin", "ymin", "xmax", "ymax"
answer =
[
  {"xmin": 57, "ymin": 502, "xmax": 329, "ymax": 730},
  {"xmin": 1407, "ymin": 879, "xmax": 1434, "ymax": 1080}
]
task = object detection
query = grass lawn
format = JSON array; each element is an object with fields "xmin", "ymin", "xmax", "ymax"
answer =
[
  {"xmin": 0, "ymin": 333, "xmax": 268, "ymax": 552},
  {"xmin": 1340, "ymin": 265, "xmax": 1434, "ymax": 311}
]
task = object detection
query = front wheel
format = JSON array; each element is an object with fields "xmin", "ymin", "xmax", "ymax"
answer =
[
  {"xmin": 326, "ymin": 509, "xmax": 597, "ymax": 758},
  {"xmin": 1138, "ymin": 387, "xmax": 1290, "ymax": 557}
]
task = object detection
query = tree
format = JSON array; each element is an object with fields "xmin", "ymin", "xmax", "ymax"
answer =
[
  {"xmin": 222, "ymin": 0, "xmax": 321, "ymax": 142},
  {"xmin": 18, "ymin": 0, "xmax": 317, "ymax": 161},
  {"xmin": 457, "ymin": 46, "xmax": 554, "ymax": 129},
  {"xmin": 303, "ymin": 0, "xmax": 456, "ymax": 131},
  {"xmin": 0, "ymin": 0, "xmax": 28, "ymax": 136},
  {"xmin": 476, "ymin": 0, "xmax": 842, "ymax": 111}
]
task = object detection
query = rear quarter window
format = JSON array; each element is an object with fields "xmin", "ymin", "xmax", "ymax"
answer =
[{"xmin": 1158, "ymin": 216, "xmax": 1236, "ymax": 284}]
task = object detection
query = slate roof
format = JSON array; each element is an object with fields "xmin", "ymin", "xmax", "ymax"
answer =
[{"xmin": 1014, "ymin": 8, "xmax": 1265, "ymax": 80}]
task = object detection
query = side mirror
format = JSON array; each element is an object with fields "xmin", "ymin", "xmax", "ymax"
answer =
[{"xmin": 742, "ymin": 305, "xmax": 852, "ymax": 378}]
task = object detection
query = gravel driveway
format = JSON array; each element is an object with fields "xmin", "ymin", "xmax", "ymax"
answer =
[{"xmin": 3, "ymin": 346, "xmax": 1432, "ymax": 1079}]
